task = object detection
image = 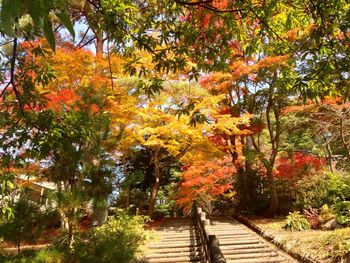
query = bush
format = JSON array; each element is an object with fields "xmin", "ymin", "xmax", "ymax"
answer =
[
  {"xmin": 0, "ymin": 249, "xmax": 36, "ymax": 263},
  {"xmin": 72, "ymin": 210, "xmax": 149, "ymax": 263},
  {"xmin": 284, "ymin": 211, "xmax": 311, "ymax": 231},
  {"xmin": 333, "ymin": 200, "xmax": 350, "ymax": 225},
  {"xmin": 319, "ymin": 204, "xmax": 336, "ymax": 225},
  {"xmin": 294, "ymin": 172, "xmax": 350, "ymax": 226},
  {"xmin": 295, "ymin": 172, "xmax": 350, "ymax": 210},
  {"xmin": 303, "ymin": 208, "xmax": 320, "ymax": 229},
  {"xmin": 31, "ymin": 248, "xmax": 65, "ymax": 263}
]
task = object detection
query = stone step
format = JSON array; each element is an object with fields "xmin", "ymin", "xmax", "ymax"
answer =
[
  {"xmin": 211, "ymin": 229, "xmax": 248, "ymax": 233},
  {"xmin": 146, "ymin": 251, "xmax": 203, "ymax": 259},
  {"xmin": 219, "ymin": 239, "xmax": 262, "ymax": 246},
  {"xmin": 211, "ymin": 227, "xmax": 247, "ymax": 233},
  {"xmin": 148, "ymin": 246, "xmax": 203, "ymax": 254},
  {"xmin": 156, "ymin": 227, "xmax": 196, "ymax": 231},
  {"xmin": 155, "ymin": 232, "xmax": 197, "ymax": 236},
  {"xmin": 224, "ymin": 251, "xmax": 279, "ymax": 260},
  {"xmin": 220, "ymin": 243, "xmax": 267, "ymax": 250},
  {"xmin": 227, "ymin": 256, "xmax": 287, "ymax": 263},
  {"xmin": 218, "ymin": 237, "xmax": 261, "ymax": 243},
  {"xmin": 157, "ymin": 232, "xmax": 199, "ymax": 237},
  {"xmin": 222, "ymin": 247, "xmax": 276, "ymax": 255},
  {"xmin": 210, "ymin": 225, "xmax": 244, "ymax": 227},
  {"xmin": 216, "ymin": 233, "xmax": 253, "ymax": 238},
  {"xmin": 143, "ymin": 255, "xmax": 204, "ymax": 263},
  {"xmin": 159, "ymin": 236, "xmax": 200, "ymax": 241},
  {"xmin": 148, "ymin": 242, "xmax": 202, "ymax": 249},
  {"xmin": 155, "ymin": 237, "xmax": 200, "ymax": 242}
]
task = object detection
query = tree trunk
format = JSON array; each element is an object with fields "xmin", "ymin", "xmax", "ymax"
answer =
[
  {"xmin": 17, "ymin": 236, "xmax": 21, "ymax": 255},
  {"xmin": 96, "ymin": 30, "xmax": 103, "ymax": 57},
  {"xmin": 266, "ymin": 166, "xmax": 278, "ymax": 216},
  {"xmin": 148, "ymin": 155, "xmax": 161, "ymax": 217},
  {"xmin": 67, "ymin": 219, "xmax": 74, "ymax": 248},
  {"xmin": 148, "ymin": 176, "xmax": 160, "ymax": 217},
  {"xmin": 125, "ymin": 187, "xmax": 130, "ymax": 208}
]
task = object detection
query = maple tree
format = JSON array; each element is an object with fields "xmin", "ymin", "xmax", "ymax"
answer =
[
  {"xmin": 177, "ymin": 157, "xmax": 235, "ymax": 214},
  {"xmin": 275, "ymin": 152, "xmax": 325, "ymax": 181},
  {"xmin": 282, "ymin": 97, "xmax": 350, "ymax": 171},
  {"xmin": 118, "ymin": 83, "xmax": 212, "ymax": 216}
]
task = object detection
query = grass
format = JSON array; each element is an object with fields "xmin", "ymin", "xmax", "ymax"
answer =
[{"xmin": 249, "ymin": 217, "xmax": 350, "ymax": 263}]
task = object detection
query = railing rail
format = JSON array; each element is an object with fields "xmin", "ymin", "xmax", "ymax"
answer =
[{"xmin": 192, "ymin": 202, "xmax": 226, "ymax": 263}]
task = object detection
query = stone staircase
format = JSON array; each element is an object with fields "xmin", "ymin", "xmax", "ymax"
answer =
[
  {"xmin": 142, "ymin": 218, "xmax": 205, "ymax": 263},
  {"xmin": 142, "ymin": 217, "xmax": 300, "ymax": 263},
  {"xmin": 210, "ymin": 218, "xmax": 299, "ymax": 263}
]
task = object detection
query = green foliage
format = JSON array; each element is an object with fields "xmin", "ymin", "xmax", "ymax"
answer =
[
  {"xmin": 31, "ymin": 249, "xmax": 64, "ymax": 263},
  {"xmin": 319, "ymin": 204, "xmax": 336, "ymax": 225},
  {"xmin": 0, "ymin": 0, "xmax": 74, "ymax": 49},
  {"xmin": 0, "ymin": 172, "xmax": 15, "ymax": 219},
  {"xmin": 322, "ymin": 229, "xmax": 350, "ymax": 262},
  {"xmin": 0, "ymin": 211, "xmax": 148, "ymax": 262},
  {"xmin": 0, "ymin": 197, "xmax": 42, "ymax": 253},
  {"xmin": 71, "ymin": 211, "xmax": 149, "ymax": 263},
  {"xmin": 295, "ymin": 172, "xmax": 350, "ymax": 226},
  {"xmin": 333, "ymin": 201, "xmax": 350, "ymax": 225},
  {"xmin": 154, "ymin": 188, "xmax": 176, "ymax": 218},
  {"xmin": 284, "ymin": 211, "xmax": 311, "ymax": 231},
  {"xmin": 295, "ymin": 172, "xmax": 350, "ymax": 210}
]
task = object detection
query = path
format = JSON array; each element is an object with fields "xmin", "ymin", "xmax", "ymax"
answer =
[
  {"xmin": 210, "ymin": 217, "xmax": 299, "ymax": 263},
  {"xmin": 143, "ymin": 217, "xmax": 300, "ymax": 263},
  {"xmin": 142, "ymin": 218, "xmax": 204, "ymax": 263}
]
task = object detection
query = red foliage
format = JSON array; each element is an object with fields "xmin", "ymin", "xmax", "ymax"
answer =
[
  {"xmin": 176, "ymin": 157, "xmax": 235, "ymax": 210},
  {"xmin": 304, "ymin": 208, "xmax": 320, "ymax": 229},
  {"xmin": 274, "ymin": 152, "xmax": 326, "ymax": 180},
  {"xmin": 45, "ymin": 89, "xmax": 80, "ymax": 111}
]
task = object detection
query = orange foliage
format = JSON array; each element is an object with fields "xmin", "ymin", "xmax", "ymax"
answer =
[
  {"xmin": 281, "ymin": 96, "xmax": 350, "ymax": 115},
  {"xmin": 253, "ymin": 55, "xmax": 289, "ymax": 70},
  {"xmin": 176, "ymin": 157, "xmax": 235, "ymax": 210}
]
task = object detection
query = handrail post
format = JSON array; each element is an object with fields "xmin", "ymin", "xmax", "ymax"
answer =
[
  {"xmin": 209, "ymin": 235, "xmax": 226, "ymax": 263},
  {"xmin": 191, "ymin": 201, "xmax": 226, "ymax": 263}
]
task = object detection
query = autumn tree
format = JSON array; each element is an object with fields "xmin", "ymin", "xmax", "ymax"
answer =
[
  {"xmin": 282, "ymin": 97, "xmax": 350, "ymax": 172},
  {"xmin": 0, "ymin": 41, "xmax": 124, "ymax": 247},
  {"xmin": 119, "ymin": 96, "xmax": 203, "ymax": 217},
  {"xmin": 177, "ymin": 157, "xmax": 235, "ymax": 214}
]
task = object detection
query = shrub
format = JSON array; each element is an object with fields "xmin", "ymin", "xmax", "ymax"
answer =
[
  {"xmin": 304, "ymin": 208, "xmax": 320, "ymax": 229},
  {"xmin": 72, "ymin": 210, "xmax": 149, "ymax": 263},
  {"xmin": 319, "ymin": 204, "xmax": 336, "ymax": 225},
  {"xmin": 295, "ymin": 172, "xmax": 350, "ymax": 225},
  {"xmin": 333, "ymin": 200, "xmax": 350, "ymax": 225},
  {"xmin": 284, "ymin": 211, "xmax": 311, "ymax": 231},
  {"xmin": 31, "ymin": 248, "xmax": 65, "ymax": 263},
  {"xmin": 0, "ymin": 198, "xmax": 42, "ymax": 254}
]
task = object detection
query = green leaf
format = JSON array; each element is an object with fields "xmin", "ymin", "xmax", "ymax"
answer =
[
  {"xmin": 43, "ymin": 19, "xmax": 55, "ymax": 50},
  {"xmin": 6, "ymin": 180, "xmax": 14, "ymax": 190},
  {"xmin": 0, "ymin": 0, "xmax": 21, "ymax": 36},
  {"xmin": 57, "ymin": 10, "xmax": 75, "ymax": 39},
  {"xmin": 26, "ymin": 0, "xmax": 45, "ymax": 29}
]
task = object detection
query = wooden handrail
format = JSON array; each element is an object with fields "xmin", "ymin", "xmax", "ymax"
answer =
[{"xmin": 192, "ymin": 202, "xmax": 226, "ymax": 263}]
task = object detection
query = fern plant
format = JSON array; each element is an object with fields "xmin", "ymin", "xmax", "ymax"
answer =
[{"xmin": 284, "ymin": 211, "xmax": 311, "ymax": 231}]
